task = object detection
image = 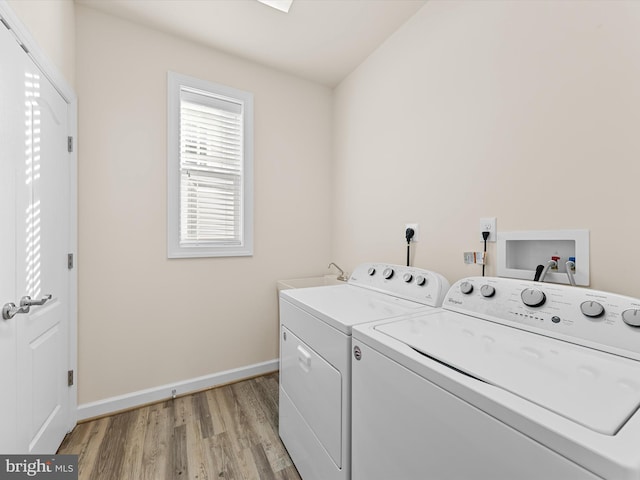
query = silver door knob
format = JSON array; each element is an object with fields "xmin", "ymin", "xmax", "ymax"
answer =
[
  {"xmin": 2, "ymin": 302, "xmax": 30, "ymax": 320},
  {"xmin": 2, "ymin": 294, "xmax": 52, "ymax": 320}
]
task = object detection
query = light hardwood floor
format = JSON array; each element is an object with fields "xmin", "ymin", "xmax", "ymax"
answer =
[{"xmin": 58, "ymin": 372, "xmax": 302, "ymax": 480}]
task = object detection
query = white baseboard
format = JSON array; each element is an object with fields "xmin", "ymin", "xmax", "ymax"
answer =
[{"xmin": 77, "ymin": 359, "xmax": 279, "ymax": 421}]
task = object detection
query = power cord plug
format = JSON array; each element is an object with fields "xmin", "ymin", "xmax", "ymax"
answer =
[
  {"xmin": 406, "ymin": 228, "xmax": 415, "ymax": 244},
  {"xmin": 481, "ymin": 231, "xmax": 490, "ymax": 276},
  {"xmin": 405, "ymin": 228, "xmax": 415, "ymax": 267}
]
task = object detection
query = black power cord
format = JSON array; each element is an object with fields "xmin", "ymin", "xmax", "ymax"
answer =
[
  {"xmin": 405, "ymin": 228, "xmax": 415, "ymax": 266},
  {"xmin": 481, "ymin": 231, "xmax": 490, "ymax": 276}
]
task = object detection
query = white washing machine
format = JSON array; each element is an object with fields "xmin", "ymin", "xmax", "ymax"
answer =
[
  {"xmin": 351, "ymin": 276, "xmax": 640, "ymax": 480},
  {"xmin": 279, "ymin": 262, "xmax": 450, "ymax": 480}
]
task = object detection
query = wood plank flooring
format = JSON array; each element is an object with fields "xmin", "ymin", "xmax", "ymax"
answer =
[{"xmin": 58, "ymin": 372, "xmax": 302, "ymax": 480}]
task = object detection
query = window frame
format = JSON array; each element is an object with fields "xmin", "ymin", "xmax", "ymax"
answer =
[{"xmin": 167, "ymin": 71, "xmax": 254, "ymax": 258}]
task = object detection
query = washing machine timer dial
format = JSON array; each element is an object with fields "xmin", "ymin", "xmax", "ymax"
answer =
[
  {"xmin": 622, "ymin": 309, "xmax": 640, "ymax": 327},
  {"xmin": 580, "ymin": 301, "xmax": 605, "ymax": 318},
  {"xmin": 521, "ymin": 288, "xmax": 546, "ymax": 307},
  {"xmin": 480, "ymin": 285, "xmax": 496, "ymax": 298},
  {"xmin": 416, "ymin": 275, "xmax": 427, "ymax": 286},
  {"xmin": 460, "ymin": 282, "xmax": 474, "ymax": 294},
  {"xmin": 383, "ymin": 267, "xmax": 394, "ymax": 279}
]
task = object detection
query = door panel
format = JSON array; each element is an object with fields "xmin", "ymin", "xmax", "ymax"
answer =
[
  {"xmin": 280, "ymin": 326, "xmax": 342, "ymax": 467},
  {"xmin": 0, "ymin": 22, "xmax": 20, "ymax": 453},
  {"xmin": 1, "ymin": 18, "xmax": 72, "ymax": 454},
  {"xmin": 29, "ymin": 321, "xmax": 62, "ymax": 444},
  {"xmin": 17, "ymin": 59, "xmax": 71, "ymax": 454}
]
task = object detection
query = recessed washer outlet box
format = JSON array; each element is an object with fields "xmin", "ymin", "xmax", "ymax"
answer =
[{"xmin": 497, "ymin": 229, "xmax": 589, "ymax": 286}]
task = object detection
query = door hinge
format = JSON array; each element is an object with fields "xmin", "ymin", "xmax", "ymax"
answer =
[
  {"xmin": 67, "ymin": 136, "xmax": 73, "ymax": 153},
  {"xmin": 68, "ymin": 370, "xmax": 74, "ymax": 387},
  {"xmin": 67, "ymin": 253, "xmax": 74, "ymax": 270}
]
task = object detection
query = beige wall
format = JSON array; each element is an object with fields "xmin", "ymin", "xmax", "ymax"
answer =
[
  {"xmin": 6, "ymin": 0, "xmax": 75, "ymax": 86},
  {"xmin": 12, "ymin": 0, "xmax": 640, "ymax": 407},
  {"xmin": 333, "ymin": 0, "xmax": 640, "ymax": 297},
  {"xmin": 75, "ymin": 6, "xmax": 332, "ymax": 403}
]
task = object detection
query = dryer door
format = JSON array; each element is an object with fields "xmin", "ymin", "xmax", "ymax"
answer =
[{"xmin": 280, "ymin": 326, "xmax": 342, "ymax": 467}]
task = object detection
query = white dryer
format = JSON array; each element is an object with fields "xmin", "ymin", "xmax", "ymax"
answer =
[
  {"xmin": 279, "ymin": 262, "xmax": 450, "ymax": 480},
  {"xmin": 351, "ymin": 276, "xmax": 640, "ymax": 480}
]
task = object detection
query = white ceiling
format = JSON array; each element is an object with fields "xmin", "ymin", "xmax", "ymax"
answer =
[{"xmin": 76, "ymin": 0, "xmax": 427, "ymax": 87}]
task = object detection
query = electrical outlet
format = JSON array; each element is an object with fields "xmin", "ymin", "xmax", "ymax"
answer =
[
  {"xmin": 405, "ymin": 223, "xmax": 419, "ymax": 242},
  {"xmin": 479, "ymin": 217, "xmax": 497, "ymax": 242}
]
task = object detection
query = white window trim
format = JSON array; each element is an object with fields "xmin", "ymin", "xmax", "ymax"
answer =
[{"xmin": 167, "ymin": 71, "xmax": 254, "ymax": 258}]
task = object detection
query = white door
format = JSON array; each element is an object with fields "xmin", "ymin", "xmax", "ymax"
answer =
[
  {"xmin": 0, "ymin": 21, "xmax": 20, "ymax": 453},
  {"xmin": 1, "ymin": 20, "xmax": 74, "ymax": 454}
]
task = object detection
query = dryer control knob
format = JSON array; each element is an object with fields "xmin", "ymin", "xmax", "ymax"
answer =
[
  {"xmin": 403, "ymin": 273, "xmax": 413, "ymax": 283},
  {"xmin": 622, "ymin": 309, "xmax": 640, "ymax": 327},
  {"xmin": 521, "ymin": 288, "xmax": 546, "ymax": 307},
  {"xmin": 416, "ymin": 275, "xmax": 428, "ymax": 286},
  {"xmin": 383, "ymin": 267, "xmax": 394, "ymax": 279},
  {"xmin": 367, "ymin": 267, "xmax": 376, "ymax": 276},
  {"xmin": 480, "ymin": 285, "xmax": 496, "ymax": 298},
  {"xmin": 460, "ymin": 281, "xmax": 474, "ymax": 295},
  {"xmin": 580, "ymin": 301, "xmax": 605, "ymax": 318}
]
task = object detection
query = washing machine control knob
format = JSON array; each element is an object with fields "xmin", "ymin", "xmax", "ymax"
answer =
[
  {"xmin": 403, "ymin": 273, "xmax": 413, "ymax": 283},
  {"xmin": 580, "ymin": 301, "xmax": 605, "ymax": 318},
  {"xmin": 521, "ymin": 288, "xmax": 546, "ymax": 307},
  {"xmin": 416, "ymin": 275, "xmax": 427, "ymax": 286},
  {"xmin": 480, "ymin": 285, "xmax": 496, "ymax": 298},
  {"xmin": 367, "ymin": 267, "xmax": 376, "ymax": 276},
  {"xmin": 622, "ymin": 309, "xmax": 640, "ymax": 327},
  {"xmin": 460, "ymin": 281, "xmax": 474, "ymax": 295},
  {"xmin": 383, "ymin": 267, "xmax": 394, "ymax": 279}
]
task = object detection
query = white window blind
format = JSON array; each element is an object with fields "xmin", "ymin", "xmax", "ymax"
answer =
[
  {"xmin": 180, "ymin": 90, "xmax": 243, "ymax": 245},
  {"xmin": 168, "ymin": 72, "xmax": 253, "ymax": 258}
]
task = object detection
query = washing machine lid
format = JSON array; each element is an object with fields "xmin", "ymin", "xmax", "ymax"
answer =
[
  {"xmin": 375, "ymin": 310, "xmax": 640, "ymax": 435},
  {"xmin": 281, "ymin": 284, "xmax": 428, "ymax": 334}
]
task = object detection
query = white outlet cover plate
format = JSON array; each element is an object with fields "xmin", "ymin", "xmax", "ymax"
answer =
[
  {"xmin": 480, "ymin": 217, "xmax": 497, "ymax": 242},
  {"xmin": 405, "ymin": 223, "xmax": 419, "ymax": 242}
]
